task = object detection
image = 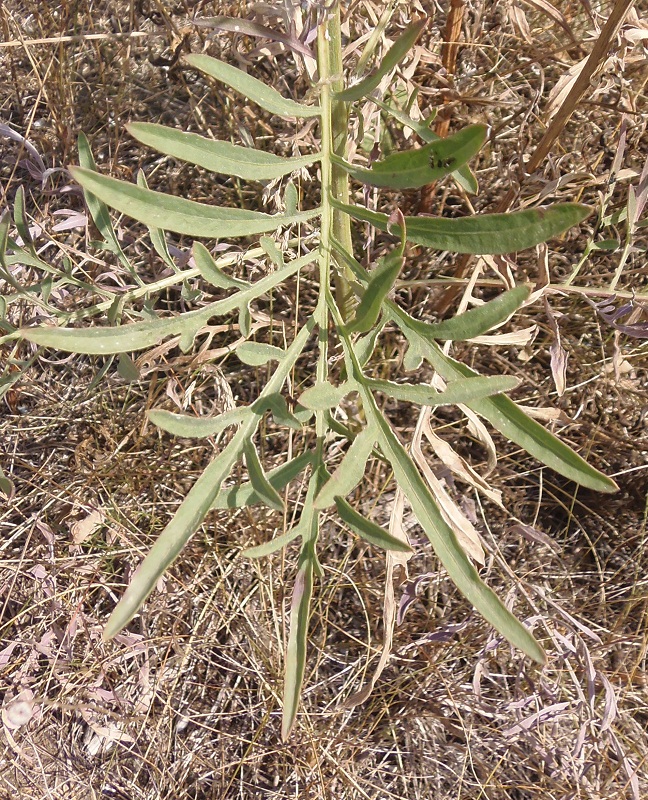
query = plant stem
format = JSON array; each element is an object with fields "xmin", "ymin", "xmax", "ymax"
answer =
[{"xmin": 318, "ymin": 5, "xmax": 355, "ymax": 322}]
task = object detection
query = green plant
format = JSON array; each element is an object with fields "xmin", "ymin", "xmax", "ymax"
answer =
[{"xmin": 10, "ymin": 8, "xmax": 617, "ymax": 738}]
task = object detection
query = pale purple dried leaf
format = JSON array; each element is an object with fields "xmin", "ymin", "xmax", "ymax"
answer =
[
  {"xmin": 193, "ymin": 16, "xmax": 314, "ymax": 58},
  {"xmin": 587, "ymin": 295, "xmax": 648, "ymax": 338},
  {"xmin": 599, "ymin": 673, "xmax": 618, "ymax": 732},
  {"xmin": 0, "ymin": 123, "xmax": 46, "ymax": 173}
]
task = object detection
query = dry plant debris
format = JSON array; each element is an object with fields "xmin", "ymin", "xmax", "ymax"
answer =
[{"xmin": 1, "ymin": 0, "xmax": 647, "ymax": 798}]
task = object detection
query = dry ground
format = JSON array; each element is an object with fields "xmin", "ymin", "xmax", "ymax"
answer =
[{"xmin": 1, "ymin": 1, "xmax": 648, "ymax": 798}]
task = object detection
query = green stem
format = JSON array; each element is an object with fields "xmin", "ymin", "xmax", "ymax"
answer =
[{"xmin": 318, "ymin": 6, "xmax": 355, "ymax": 322}]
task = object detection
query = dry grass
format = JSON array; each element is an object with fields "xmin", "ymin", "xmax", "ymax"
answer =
[{"xmin": 1, "ymin": 1, "xmax": 648, "ymax": 798}]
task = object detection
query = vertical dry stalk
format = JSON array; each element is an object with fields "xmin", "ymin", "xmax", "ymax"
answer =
[
  {"xmin": 435, "ymin": 0, "xmax": 636, "ymax": 315},
  {"xmin": 419, "ymin": 0, "xmax": 466, "ymax": 214}
]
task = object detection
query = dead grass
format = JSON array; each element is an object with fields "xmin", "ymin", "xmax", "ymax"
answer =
[{"xmin": 1, "ymin": 0, "xmax": 648, "ymax": 798}]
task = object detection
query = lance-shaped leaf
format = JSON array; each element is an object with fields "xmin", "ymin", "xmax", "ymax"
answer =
[
  {"xmin": 314, "ymin": 425, "xmax": 377, "ymax": 508},
  {"xmin": 77, "ymin": 133, "xmax": 132, "ymax": 268},
  {"xmin": 405, "ymin": 285, "xmax": 530, "ymax": 342},
  {"xmin": 346, "ymin": 247, "xmax": 404, "ymax": 333},
  {"xmin": 335, "ymin": 125, "xmax": 487, "ymax": 190},
  {"xmin": 193, "ymin": 242, "xmax": 249, "ymax": 290},
  {"xmin": 148, "ymin": 406, "xmax": 249, "ymax": 438},
  {"xmin": 20, "ymin": 253, "xmax": 312, "ymax": 354},
  {"xmin": 335, "ymin": 200, "xmax": 591, "ymax": 255},
  {"xmin": 184, "ymin": 53, "xmax": 320, "ymax": 118},
  {"xmin": 244, "ymin": 440, "xmax": 284, "ymax": 511},
  {"xmin": 346, "ymin": 364, "xmax": 546, "ymax": 663},
  {"xmin": 194, "ymin": 16, "xmax": 315, "ymax": 59},
  {"xmin": 103, "ymin": 320, "xmax": 315, "ymax": 640},
  {"xmin": 237, "ymin": 341, "xmax": 286, "ymax": 366},
  {"xmin": 391, "ymin": 307, "xmax": 619, "ymax": 493},
  {"xmin": 333, "ymin": 234, "xmax": 618, "ymax": 495},
  {"xmin": 243, "ymin": 520, "xmax": 304, "ymax": 559},
  {"xmin": 136, "ymin": 171, "xmax": 179, "ymax": 271},
  {"xmin": 283, "ymin": 545, "xmax": 315, "ymax": 739},
  {"xmin": 336, "ymin": 19, "xmax": 427, "ymax": 102},
  {"xmin": 335, "ymin": 497, "xmax": 412, "ymax": 552},
  {"xmin": 264, "ymin": 393, "xmax": 303, "ymax": 430},
  {"xmin": 298, "ymin": 380, "xmax": 355, "ymax": 410},
  {"xmin": 212, "ymin": 450, "xmax": 313, "ymax": 509},
  {"xmin": 282, "ymin": 465, "xmax": 322, "ymax": 740},
  {"xmin": 102, "ymin": 430, "xmax": 247, "ymax": 641},
  {"xmin": 373, "ymin": 97, "xmax": 478, "ymax": 194},
  {"xmin": 127, "ymin": 122, "xmax": 319, "ymax": 181},
  {"xmin": 70, "ymin": 166, "xmax": 320, "ymax": 239},
  {"xmin": 367, "ymin": 375, "xmax": 520, "ymax": 406}
]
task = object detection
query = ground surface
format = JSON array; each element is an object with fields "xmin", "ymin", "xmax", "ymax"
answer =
[{"xmin": 1, "ymin": 1, "xmax": 647, "ymax": 798}]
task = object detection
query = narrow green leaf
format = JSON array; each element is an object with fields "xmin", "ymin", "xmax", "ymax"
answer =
[
  {"xmin": 336, "ymin": 19, "xmax": 427, "ymax": 102},
  {"xmin": 284, "ymin": 182, "xmax": 299, "ymax": 217},
  {"xmin": 373, "ymin": 97, "xmax": 478, "ymax": 193},
  {"xmin": 13, "ymin": 186, "xmax": 32, "ymax": 248},
  {"xmin": 103, "ymin": 320, "xmax": 314, "ymax": 641},
  {"xmin": 136, "ymin": 171, "xmax": 178, "ymax": 271},
  {"xmin": 148, "ymin": 406, "xmax": 249, "ymax": 438},
  {"xmin": 193, "ymin": 242, "xmax": 249, "ymax": 289},
  {"xmin": 264, "ymin": 393, "xmax": 302, "ymax": 430},
  {"xmin": 238, "ymin": 303, "xmax": 251, "ymax": 337},
  {"xmin": 282, "ymin": 547, "xmax": 314, "ymax": 739},
  {"xmin": 20, "ymin": 253, "xmax": 312, "ymax": 354},
  {"xmin": 184, "ymin": 53, "xmax": 320, "ymax": 118},
  {"xmin": 259, "ymin": 236, "xmax": 285, "ymax": 267},
  {"xmin": 117, "ymin": 352, "xmax": 140, "ymax": 382},
  {"xmin": 352, "ymin": 371, "xmax": 546, "ymax": 663},
  {"xmin": 346, "ymin": 248, "xmax": 404, "ymax": 333},
  {"xmin": 335, "ymin": 125, "xmax": 487, "ymax": 190},
  {"xmin": 244, "ymin": 440, "xmax": 284, "ymax": 511},
  {"xmin": 77, "ymin": 133, "xmax": 132, "ymax": 269},
  {"xmin": 242, "ymin": 521, "xmax": 303, "ymax": 558},
  {"xmin": 405, "ymin": 285, "xmax": 530, "ymax": 342},
  {"xmin": 336, "ymin": 200, "xmax": 591, "ymax": 255},
  {"xmin": 314, "ymin": 426, "xmax": 377, "ymax": 508},
  {"xmin": 237, "ymin": 341, "xmax": 286, "ymax": 366},
  {"xmin": 391, "ymin": 307, "xmax": 619, "ymax": 493},
  {"xmin": 211, "ymin": 450, "xmax": 313, "ymax": 509},
  {"xmin": 298, "ymin": 381, "xmax": 354, "ymax": 410},
  {"xmin": 0, "ymin": 465, "xmax": 14, "ymax": 499},
  {"xmin": 367, "ymin": 375, "xmax": 520, "ymax": 406},
  {"xmin": 127, "ymin": 122, "xmax": 319, "ymax": 180},
  {"xmin": 70, "ymin": 166, "xmax": 320, "ymax": 238},
  {"xmin": 355, "ymin": 319, "xmax": 386, "ymax": 367},
  {"xmin": 335, "ymin": 497, "xmax": 412, "ymax": 552},
  {"xmin": 103, "ymin": 431, "xmax": 247, "ymax": 641}
]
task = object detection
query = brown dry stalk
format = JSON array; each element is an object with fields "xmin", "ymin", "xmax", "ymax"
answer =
[
  {"xmin": 434, "ymin": 0, "xmax": 636, "ymax": 315},
  {"xmin": 419, "ymin": 0, "xmax": 466, "ymax": 214}
]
